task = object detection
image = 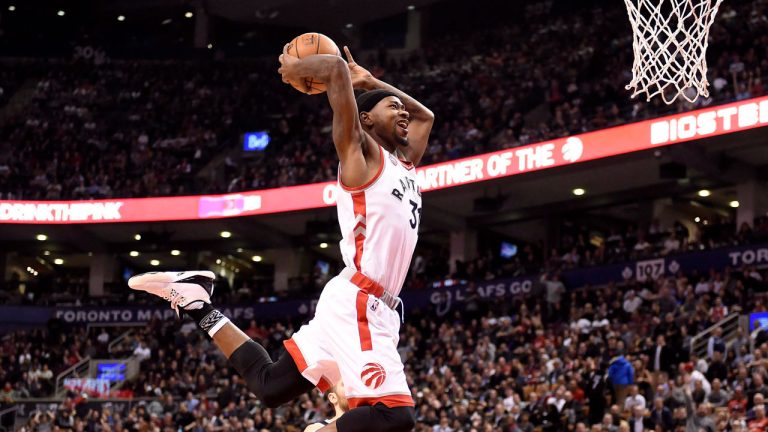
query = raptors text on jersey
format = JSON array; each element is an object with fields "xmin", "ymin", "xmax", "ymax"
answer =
[{"xmin": 336, "ymin": 145, "xmax": 421, "ymax": 298}]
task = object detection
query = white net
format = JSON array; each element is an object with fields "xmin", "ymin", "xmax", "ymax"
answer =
[{"xmin": 623, "ymin": 0, "xmax": 723, "ymax": 104}]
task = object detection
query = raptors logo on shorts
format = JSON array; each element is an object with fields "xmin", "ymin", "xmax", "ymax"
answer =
[{"xmin": 361, "ymin": 363, "xmax": 387, "ymax": 389}]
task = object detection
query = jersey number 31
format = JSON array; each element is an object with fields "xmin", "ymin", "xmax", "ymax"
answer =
[{"xmin": 409, "ymin": 200, "xmax": 422, "ymax": 229}]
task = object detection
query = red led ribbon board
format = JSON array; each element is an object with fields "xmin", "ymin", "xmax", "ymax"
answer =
[{"xmin": 2, "ymin": 96, "xmax": 767, "ymax": 224}]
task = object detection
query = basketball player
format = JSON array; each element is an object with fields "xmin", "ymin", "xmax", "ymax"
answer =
[
  {"xmin": 305, "ymin": 381, "xmax": 349, "ymax": 432},
  {"xmin": 128, "ymin": 45, "xmax": 433, "ymax": 432}
]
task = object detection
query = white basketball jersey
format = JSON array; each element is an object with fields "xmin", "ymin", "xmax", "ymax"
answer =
[{"xmin": 336, "ymin": 145, "xmax": 422, "ymax": 297}]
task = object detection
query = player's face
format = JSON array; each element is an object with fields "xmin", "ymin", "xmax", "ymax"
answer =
[{"xmin": 371, "ymin": 96, "xmax": 410, "ymax": 147}]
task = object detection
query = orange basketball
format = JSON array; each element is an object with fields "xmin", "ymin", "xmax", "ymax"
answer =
[{"xmin": 284, "ymin": 32, "xmax": 341, "ymax": 95}]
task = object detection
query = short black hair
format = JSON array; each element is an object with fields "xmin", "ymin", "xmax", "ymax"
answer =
[{"xmin": 356, "ymin": 89, "xmax": 398, "ymax": 113}]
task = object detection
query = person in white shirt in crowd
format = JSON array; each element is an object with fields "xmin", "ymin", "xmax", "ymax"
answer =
[
  {"xmin": 662, "ymin": 232, "xmax": 680, "ymax": 255},
  {"xmin": 623, "ymin": 385, "xmax": 646, "ymax": 414},
  {"xmin": 633, "ymin": 234, "xmax": 651, "ymax": 254},
  {"xmin": 97, "ymin": 328, "xmax": 109, "ymax": 345},
  {"xmin": 687, "ymin": 369, "xmax": 712, "ymax": 397},
  {"xmin": 133, "ymin": 340, "xmax": 151, "ymax": 362},
  {"xmin": 695, "ymin": 278, "xmax": 711, "ymax": 295},
  {"xmin": 623, "ymin": 290, "xmax": 643, "ymax": 314}
]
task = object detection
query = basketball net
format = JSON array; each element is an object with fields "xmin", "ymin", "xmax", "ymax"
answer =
[{"xmin": 623, "ymin": 0, "xmax": 723, "ymax": 105}]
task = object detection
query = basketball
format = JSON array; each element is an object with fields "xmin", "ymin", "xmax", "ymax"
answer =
[{"xmin": 284, "ymin": 33, "xmax": 341, "ymax": 95}]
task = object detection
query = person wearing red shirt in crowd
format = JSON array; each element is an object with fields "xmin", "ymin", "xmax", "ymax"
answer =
[
  {"xmin": 729, "ymin": 386, "xmax": 748, "ymax": 417},
  {"xmin": 748, "ymin": 404, "xmax": 768, "ymax": 431}
]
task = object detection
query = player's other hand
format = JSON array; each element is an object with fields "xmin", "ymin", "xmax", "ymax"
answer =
[
  {"xmin": 278, "ymin": 51, "xmax": 298, "ymax": 82},
  {"xmin": 343, "ymin": 46, "xmax": 373, "ymax": 90},
  {"xmin": 303, "ymin": 423, "xmax": 324, "ymax": 432},
  {"xmin": 278, "ymin": 44, "xmax": 307, "ymax": 90}
]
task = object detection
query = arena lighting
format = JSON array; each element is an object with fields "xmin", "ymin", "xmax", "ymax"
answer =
[
  {"xmin": 572, "ymin": 188, "xmax": 586, "ymax": 196},
  {"xmin": 730, "ymin": 200, "xmax": 740, "ymax": 208},
  {"xmin": 252, "ymin": 255, "xmax": 262, "ymax": 262},
  {"xmin": 54, "ymin": 258, "xmax": 64, "ymax": 265},
  {"xmin": 345, "ymin": 23, "xmax": 353, "ymax": 28},
  {"xmin": 697, "ymin": 189, "xmax": 711, "ymax": 197},
  {"xmin": 236, "ymin": 248, "xmax": 244, "ymax": 253},
  {"xmin": 134, "ymin": 234, "xmax": 141, "ymax": 240},
  {"xmin": 171, "ymin": 250, "xmax": 181, "ymax": 256},
  {"xmin": 4, "ymin": 96, "xmax": 768, "ymax": 225},
  {"xmin": 319, "ymin": 242, "xmax": 329, "ymax": 249},
  {"xmin": 57, "ymin": 10, "xmax": 65, "ymax": 16},
  {"xmin": 117, "ymin": 15, "xmax": 125, "ymax": 22},
  {"xmin": 129, "ymin": 251, "xmax": 140, "ymax": 257},
  {"xmin": 694, "ymin": 216, "xmax": 701, "ymax": 223},
  {"xmin": 184, "ymin": 11, "xmax": 193, "ymax": 18},
  {"xmin": 36, "ymin": 234, "xmax": 47, "ymax": 241},
  {"xmin": 219, "ymin": 231, "xmax": 232, "ymax": 238},
  {"xmin": 216, "ymin": 259, "xmax": 222, "ymax": 264},
  {"xmin": 407, "ymin": 5, "xmax": 415, "ymax": 10},
  {"xmin": 43, "ymin": 251, "xmax": 50, "ymax": 256},
  {"xmin": 207, "ymin": 43, "xmax": 213, "ymax": 49},
  {"xmin": 8, "ymin": 5, "xmax": 15, "ymax": 11},
  {"xmin": 162, "ymin": 18, "xmax": 172, "ymax": 25},
  {"xmin": 150, "ymin": 259, "xmax": 160, "ymax": 266}
]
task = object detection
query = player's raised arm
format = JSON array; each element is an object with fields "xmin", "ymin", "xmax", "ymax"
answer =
[
  {"xmin": 278, "ymin": 49, "xmax": 375, "ymax": 189},
  {"xmin": 343, "ymin": 46, "xmax": 434, "ymax": 166}
]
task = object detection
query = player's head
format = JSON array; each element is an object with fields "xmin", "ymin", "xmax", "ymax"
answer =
[
  {"xmin": 325, "ymin": 380, "xmax": 349, "ymax": 415},
  {"xmin": 356, "ymin": 90, "xmax": 410, "ymax": 148}
]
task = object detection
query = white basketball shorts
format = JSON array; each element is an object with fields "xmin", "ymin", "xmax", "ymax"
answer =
[{"xmin": 283, "ymin": 270, "xmax": 413, "ymax": 409}]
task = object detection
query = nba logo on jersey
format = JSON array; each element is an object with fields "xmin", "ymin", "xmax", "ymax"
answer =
[
  {"xmin": 387, "ymin": 152, "xmax": 398, "ymax": 166},
  {"xmin": 361, "ymin": 362, "xmax": 387, "ymax": 390}
]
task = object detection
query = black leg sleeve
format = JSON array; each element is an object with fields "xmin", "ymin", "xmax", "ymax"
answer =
[
  {"xmin": 228, "ymin": 339, "xmax": 315, "ymax": 408},
  {"xmin": 336, "ymin": 404, "xmax": 416, "ymax": 432}
]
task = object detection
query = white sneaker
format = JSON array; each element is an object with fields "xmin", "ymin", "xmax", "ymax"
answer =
[{"xmin": 128, "ymin": 271, "xmax": 215, "ymax": 315}]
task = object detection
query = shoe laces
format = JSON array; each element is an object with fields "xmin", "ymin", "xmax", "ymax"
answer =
[{"xmin": 169, "ymin": 289, "xmax": 186, "ymax": 317}]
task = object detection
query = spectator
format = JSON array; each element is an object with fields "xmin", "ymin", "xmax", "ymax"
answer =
[
  {"xmin": 707, "ymin": 327, "xmax": 726, "ymax": 359},
  {"xmin": 649, "ymin": 396, "xmax": 674, "ymax": 431},
  {"xmin": 623, "ymin": 385, "xmax": 646, "ymax": 414},
  {"xmin": 609, "ymin": 350, "xmax": 635, "ymax": 406},
  {"xmin": 748, "ymin": 404, "xmax": 768, "ymax": 431},
  {"xmin": 622, "ymin": 290, "xmax": 642, "ymax": 315},
  {"xmin": 132, "ymin": 341, "xmax": 151, "ymax": 362}
]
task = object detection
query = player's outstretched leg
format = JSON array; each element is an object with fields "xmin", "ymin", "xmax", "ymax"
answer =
[{"xmin": 129, "ymin": 271, "xmax": 314, "ymax": 407}]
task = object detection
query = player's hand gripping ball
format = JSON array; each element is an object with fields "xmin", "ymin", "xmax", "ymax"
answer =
[{"xmin": 280, "ymin": 32, "xmax": 341, "ymax": 95}]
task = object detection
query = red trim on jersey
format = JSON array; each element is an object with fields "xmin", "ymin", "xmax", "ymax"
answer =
[
  {"xmin": 348, "ymin": 394, "xmax": 415, "ymax": 409},
  {"xmin": 284, "ymin": 339, "xmax": 332, "ymax": 392},
  {"xmin": 339, "ymin": 146, "xmax": 385, "ymax": 192},
  {"xmin": 283, "ymin": 338, "xmax": 308, "ymax": 372},
  {"xmin": 398, "ymin": 158, "xmax": 415, "ymax": 170},
  {"xmin": 350, "ymin": 271, "xmax": 384, "ymax": 298},
  {"xmin": 351, "ymin": 192, "xmax": 366, "ymax": 271},
  {"xmin": 356, "ymin": 290, "xmax": 373, "ymax": 351},
  {"xmin": 317, "ymin": 377, "xmax": 332, "ymax": 393}
]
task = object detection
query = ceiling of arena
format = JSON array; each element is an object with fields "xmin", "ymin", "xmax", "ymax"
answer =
[{"xmin": 106, "ymin": 0, "xmax": 436, "ymax": 30}]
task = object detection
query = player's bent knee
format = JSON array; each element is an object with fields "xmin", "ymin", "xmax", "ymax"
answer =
[{"xmin": 376, "ymin": 404, "xmax": 416, "ymax": 432}]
